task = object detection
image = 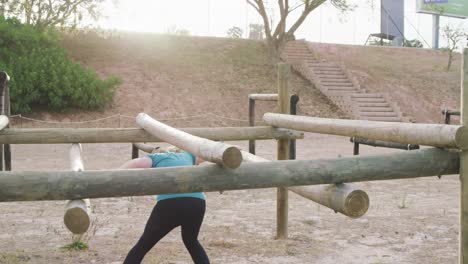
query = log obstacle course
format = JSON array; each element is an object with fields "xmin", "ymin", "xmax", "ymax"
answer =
[{"xmin": 0, "ymin": 49, "xmax": 468, "ymax": 262}]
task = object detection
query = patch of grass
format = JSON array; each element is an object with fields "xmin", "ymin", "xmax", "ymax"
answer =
[
  {"xmin": 398, "ymin": 192, "xmax": 408, "ymax": 209},
  {"xmin": 61, "ymin": 240, "xmax": 88, "ymax": 251}
]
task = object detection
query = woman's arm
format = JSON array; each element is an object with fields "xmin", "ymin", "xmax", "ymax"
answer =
[
  {"xmin": 119, "ymin": 156, "xmax": 153, "ymax": 169},
  {"xmin": 195, "ymin": 156, "xmax": 205, "ymax": 165}
]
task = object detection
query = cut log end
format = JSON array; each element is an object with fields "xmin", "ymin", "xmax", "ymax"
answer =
[
  {"xmin": 456, "ymin": 126, "xmax": 468, "ymax": 149},
  {"xmin": 344, "ymin": 190, "xmax": 370, "ymax": 218},
  {"xmin": 222, "ymin": 146, "xmax": 243, "ymax": 169},
  {"xmin": 64, "ymin": 200, "xmax": 90, "ymax": 234}
]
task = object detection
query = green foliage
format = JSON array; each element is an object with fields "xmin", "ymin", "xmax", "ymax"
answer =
[
  {"xmin": 0, "ymin": 16, "xmax": 120, "ymax": 113},
  {"xmin": 2, "ymin": 0, "xmax": 106, "ymax": 29},
  {"xmin": 226, "ymin": 26, "xmax": 243, "ymax": 39},
  {"xmin": 61, "ymin": 240, "xmax": 89, "ymax": 251},
  {"xmin": 404, "ymin": 39, "xmax": 423, "ymax": 48}
]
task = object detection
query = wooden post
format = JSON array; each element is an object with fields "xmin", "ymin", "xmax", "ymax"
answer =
[
  {"xmin": 277, "ymin": 63, "xmax": 290, "ymax": 239},
  {"xmin": 137, "ymin": 113, "xmax": 243, "ymax": 169},
  {"xmin": 64, "ymin": 143, "xmax": 91, "ymax": 234},
  {"xmin": 460, "ymin": 48, "xmax": 468, "ymax": 264}
]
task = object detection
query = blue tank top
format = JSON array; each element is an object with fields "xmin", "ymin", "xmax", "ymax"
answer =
[{"xmin": 146, "ymin": 152, "xmax": 205, "ymax": 202}]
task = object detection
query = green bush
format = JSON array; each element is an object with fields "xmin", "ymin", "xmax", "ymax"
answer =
[{"xmin": 0, "ymin": 17, "xmax": 121, "ymax": 113}]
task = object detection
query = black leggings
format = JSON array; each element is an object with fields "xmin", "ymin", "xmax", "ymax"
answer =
[{"xmin": 124, "ymin": 198, "xmax": 210, "ymax": 264}]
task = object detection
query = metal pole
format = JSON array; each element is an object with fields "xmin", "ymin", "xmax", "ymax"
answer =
[
  {"xmin": 0, "ymin": 72, "xmax": 8, "ymax": 171},
  {"xmin": 432, "ymin": 14, "xmax": 440, "ymax": 50},
  {"xmin": 289, "ymin": 94, "xmax": 299, "ymax": 160},
  {"xmin": 248, "ymin": 98, "xmax": 256, "ymax": 154},
  {"xmin": 3, "ymin": 72, "xmax": 11, "ymax": 171},
  {"xmin": 353, "ymin": 141, "xmax": 360, "ymax": 156},
  {"xmin": 132, "ymin": 144, "xmax": 139, "ymax": 159}
]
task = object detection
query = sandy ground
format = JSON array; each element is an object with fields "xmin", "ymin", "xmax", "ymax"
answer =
[{"xmin": 0, "ymin": 133, "xmax": 460, "ymax": 264}]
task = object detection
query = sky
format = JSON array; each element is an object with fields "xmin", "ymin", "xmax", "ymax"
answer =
[{"xmin": 97, "ymin": 0, "xmax": 468, "ymax": 49}]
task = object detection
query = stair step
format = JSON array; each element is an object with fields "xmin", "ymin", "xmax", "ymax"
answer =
[
  {"xmin": 351, "ymin": 93, "xmax": 383, "ymax": 98},
  {"xmin": 362, "ymin": 116, "xmax": 401, "ymax": 122},
  {"xmin": 314, "ymin": 71, "xmax": 343, "ymax": 75},
  {"xmin": 357, "ymin": 102, "xmax": 390, "ymax": 107},
  {"xmin": 360, "ymin": 112, "xmax": 398, "ymax": 117},
  {"xmin": 319, "ymin": 74, "xmax": 348, "ymax": 80},
  {"xmin": 308, "ymin": 63, "xmax": 338, "ymax": 67},
  {"xmin": 319, "ymin": 74, "xmax": 348, "ymax": 78},
  {"xmin": 358, "ymin": 107, "xmax": 394, "ymax": 112},
  {"xmin": 327, "ymin": 87, "xmax": 358, "ymax": 91},
  {"xmin": 321, "ymin": 79, "xmax": 352, "ymax": 83},
  {"xmin": 355, "ymin": 98, "xmax": 387, "ymax": 103},
  {"xmin": 322, "ymin": 83, "xmax": 353, "ymax": 87}
]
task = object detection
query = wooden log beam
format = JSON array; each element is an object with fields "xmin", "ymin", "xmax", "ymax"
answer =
[
  {"xmin": 0, "ymin": 148, "xmax": 458, "ymax": 202},
  {"xmin": 64, "ymin": 143, "xmax": 91, "ymax": 235},
  {"xmin": 241, "ymin": 151, "xmax": 369, "ymax": 218},
  {"xmin": 263, "ymin": 113, "xmax": 468, "ymax": 149},
  {"xmin": 0, "ymin": 126, "xmax": 303, "ymax": 144},
  {"xmin": 248, "ymin": 94, "xmax": 279, "ymax": 101},
  {"xmin": 137, "ymin": 113, "xmax": 242, "ymax": 169},
  {"xmin": 132, "ymin": 143, "xmax": 159, "ymax": 154},
  {"xmin": 0, "ymin": 115, "xmax": 9, "ymax": 131}
]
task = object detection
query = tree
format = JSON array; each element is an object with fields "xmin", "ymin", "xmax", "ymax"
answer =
[
  {"xmin": 247, "ymin": 0, "xmax": 352, "ymax": 62},
  {"xmin": 227, "ymin": 26, "xmax": 243, "ymax": 38},
  {"xmin": 0, "ymin": 0, "xmax": 106, "ymax": 29},
  {"xmin": 442, "ymin": 25, "xmax": 467, "ymax": 71},
  {"xmin": 249, "ymin": 23, "xmax": 264, "ymax": 40}
]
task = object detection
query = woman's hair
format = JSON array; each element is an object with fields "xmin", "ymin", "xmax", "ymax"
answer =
[{"xmin": 154, "ymin": 145, "xmax": 183, "ymax": 153}]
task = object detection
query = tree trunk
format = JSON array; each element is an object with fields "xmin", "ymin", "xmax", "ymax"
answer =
[{"xmin": 447, "ymin": 50, "xmax": 454, "ymax": 71}]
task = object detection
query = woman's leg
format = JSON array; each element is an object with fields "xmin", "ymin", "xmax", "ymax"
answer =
[
  {"xmin": 181, "ymin": 199, "xmax": 210, "ymax": 264},
  {"xmin": 124, "ymin": 200, "xmax": 178, "ymax": 264}
]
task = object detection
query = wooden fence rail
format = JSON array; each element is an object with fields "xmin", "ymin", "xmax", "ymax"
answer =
[{"xmin": 0, "ymin": 148, "xmax": 458, "ymax": 202}]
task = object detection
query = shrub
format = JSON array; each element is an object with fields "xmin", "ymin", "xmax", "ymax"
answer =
[{"xmin": 0, "ymin": 16, "xmax": 121, "ymax": 113}]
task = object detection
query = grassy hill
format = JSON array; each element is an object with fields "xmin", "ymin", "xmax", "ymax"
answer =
[{"xmin": 13, "ymin": 31, "xmax": 463, "ymax": 128}]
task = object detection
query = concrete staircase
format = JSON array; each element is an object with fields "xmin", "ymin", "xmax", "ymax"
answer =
[{"xmin": 281, "ymin": 40, "xmax": 403, "ymax": 122}]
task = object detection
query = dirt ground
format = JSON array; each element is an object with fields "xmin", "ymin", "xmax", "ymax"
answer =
[
  {"xmin": 0, "ymin": 33, "xmax": 463, "ymax": 263},
  {"xmin": 0, "ymin": 134, "xmax": 460, "ymax": 264}
]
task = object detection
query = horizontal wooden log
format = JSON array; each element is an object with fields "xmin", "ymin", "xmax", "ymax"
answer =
[
  {"xmin": 0, "ymin": 148, "xmax": 458, "ymax": 202},
  {"xmin": 248, "ymin": 94, "xmax": 279, "ymax": 101},
  {"xmin": 137, "ymin": 113, "xmax": 243, "ymax": 169},
  {"xmin": 290, "ymin": 184, "xmax": 369, "ymax": 218},
  {"xmin": 132, "ymin": 143, "xmax": 159, "ymax": 154},
  {"xmin": 0, "ymin": 126, "xmax": 303, "ymax": 144},
  {"xmin": 65, "ymin": 143, "xmax": 90, "ymax": 234},
  {"xmin": 241, "ymin": 151, "xmax": 369, "ymax": 218},
  {"xmin": 263, "ymin": 113, "xmax": 468, "ymax": 149},
  {"xmin": 0, "ymin": 115, "xmax": 9, "ymax": 131},
  {"xmin": 350, "ymin": 137, "xmax": 420, "ymax": 150}
]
